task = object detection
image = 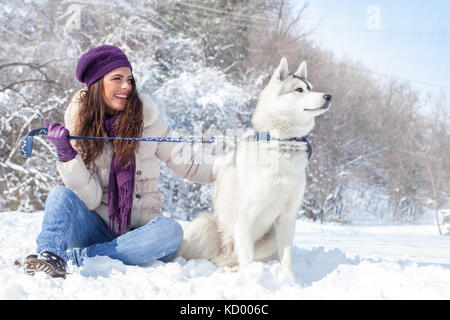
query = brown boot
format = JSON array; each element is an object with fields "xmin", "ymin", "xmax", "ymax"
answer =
[{"xmin": 23, "ymin": 251, "xmax": 67, "ymax": 279}]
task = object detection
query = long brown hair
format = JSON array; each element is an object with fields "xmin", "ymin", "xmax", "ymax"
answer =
[{"xmin": 73, "ymin": 78, "xmax": 143, "ymax": 169}]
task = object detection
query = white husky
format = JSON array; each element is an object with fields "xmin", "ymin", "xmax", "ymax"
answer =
[{"xmin": 176, "ymin": 57, "xmax": 331, "ymax": 279}]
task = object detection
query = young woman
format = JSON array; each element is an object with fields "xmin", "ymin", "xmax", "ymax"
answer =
[{"xmin": 23, "ymin": 45, "xmax": 216, "ymax": 278}]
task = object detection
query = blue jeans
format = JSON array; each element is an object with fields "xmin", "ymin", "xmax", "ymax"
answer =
[{"xmin": 36, "ymin": 186, "xmax": 183, "ymax": 267}]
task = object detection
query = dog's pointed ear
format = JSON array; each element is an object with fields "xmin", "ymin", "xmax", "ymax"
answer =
[
  {"xmin": 272, "ymin": 57, "xmax": 289, "ymax": 81},
  {"xmin": 295, "ymin": 61, "xmax": 307, "ymax": 79}
]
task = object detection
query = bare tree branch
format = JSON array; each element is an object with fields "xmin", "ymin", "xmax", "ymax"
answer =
[{"xmin": 407, "ymin": 125, "xmax": 442, "ymax": 235}]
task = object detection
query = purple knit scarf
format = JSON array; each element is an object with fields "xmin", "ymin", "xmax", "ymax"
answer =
[{"xmin": 104, "ymin": 113, "xmax": 135, "ymax": 235}]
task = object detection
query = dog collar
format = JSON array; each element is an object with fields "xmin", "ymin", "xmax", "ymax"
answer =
[{"xmin": 251, "ymin": 132, "xmax": 312, "ymax": 160}]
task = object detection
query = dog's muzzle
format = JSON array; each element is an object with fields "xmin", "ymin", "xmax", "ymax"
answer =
[{"xmin": 304, "ymin": 94, "xmax": 332, "ymax": 111}]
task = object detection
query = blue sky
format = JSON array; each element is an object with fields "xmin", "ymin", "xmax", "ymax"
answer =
[{"xmin": 298, "ymin": 0, "xmax": 450, "ymax": 103}]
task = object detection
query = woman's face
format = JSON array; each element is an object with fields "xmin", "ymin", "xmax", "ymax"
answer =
[{"xmin": 102, "ymin": 67, "xmax": 133, "ymax": 115}]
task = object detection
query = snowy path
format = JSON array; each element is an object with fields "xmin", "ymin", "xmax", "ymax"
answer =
[{"xmin": 1, "ymin": 211, "xmax": 450, "ymax": 299}]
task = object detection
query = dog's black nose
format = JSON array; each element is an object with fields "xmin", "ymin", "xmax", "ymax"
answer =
[{"xmin": 323, "ymin": 94, "xmax": 332, "ymax": 101}]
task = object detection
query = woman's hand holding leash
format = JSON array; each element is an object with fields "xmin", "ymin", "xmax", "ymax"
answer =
[{"xmin": 44, "ymin": 122, "xmax": 77, "ymax": 162}]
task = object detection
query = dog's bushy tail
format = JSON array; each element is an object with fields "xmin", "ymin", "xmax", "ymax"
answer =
[{"xmin": 175, "ymin": 213, "xmax": 222, "ymax": 260}]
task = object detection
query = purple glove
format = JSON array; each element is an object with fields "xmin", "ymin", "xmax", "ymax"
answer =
[{"xmin": 44, "ymin": 122, "xmax": 77, "ymax": 162}]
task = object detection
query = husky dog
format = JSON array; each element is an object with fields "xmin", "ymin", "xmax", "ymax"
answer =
[{"xmin": 176, "ymin": 57, "xmax": 331, "ymax": 279}]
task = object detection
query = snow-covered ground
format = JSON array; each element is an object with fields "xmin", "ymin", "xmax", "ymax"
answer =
[{"xmin": 1, "ymin": 210, "xmax": 450, "ymax": 300}]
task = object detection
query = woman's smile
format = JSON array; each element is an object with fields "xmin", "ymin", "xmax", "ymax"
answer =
[{"xmin": 114, "ymin": 93, "xmax": 128, "ymax": 103}]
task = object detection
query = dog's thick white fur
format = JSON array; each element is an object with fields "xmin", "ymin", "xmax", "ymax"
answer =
[{"xmin": 176, "ymin": 58, "xmax": 331, "ymax": 279}]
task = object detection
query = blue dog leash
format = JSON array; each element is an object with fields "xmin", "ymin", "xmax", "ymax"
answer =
[
  {"xmin": 20, "ymin": 127, "xmax": 215, "ymax": 158},
  {"xmin": 20, "ymin": 128, "xmax": 311, "ymax": 159}
]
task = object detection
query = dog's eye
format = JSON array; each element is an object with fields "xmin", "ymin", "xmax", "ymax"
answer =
[{"xmin": 295, "ymin": 87, "xmax": 304, "ymax": 93}]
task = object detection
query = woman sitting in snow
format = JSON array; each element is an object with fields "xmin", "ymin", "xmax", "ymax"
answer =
[{"xmin": 23, "ymin": 45, "xmax": 216, "ymax": 278}]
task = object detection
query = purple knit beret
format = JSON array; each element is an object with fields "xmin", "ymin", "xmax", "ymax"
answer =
[{"xmin": 76, "ymin": 45, "xmax": 133, "ymax": 88}]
